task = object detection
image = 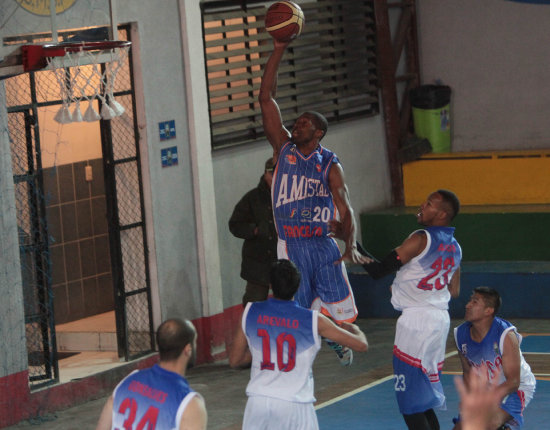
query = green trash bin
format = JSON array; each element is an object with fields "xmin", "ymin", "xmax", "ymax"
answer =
[{"xmin": 410, "ymin": 85, "xmax": 451, "ymax": 153}]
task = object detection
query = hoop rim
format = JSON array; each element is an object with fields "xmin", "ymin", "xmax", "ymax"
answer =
[
  {"xmin": 41, "ymin": 40, "xmax": 131, "ymax": 56},
  {"xmin": 21, "ymin": 40, "xmax": 131, "ymax": 72}
]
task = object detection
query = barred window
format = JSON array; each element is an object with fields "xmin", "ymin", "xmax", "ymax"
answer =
[{"xmin": 202, "ymin": 0, "xmax": 379, "ymax": 149}]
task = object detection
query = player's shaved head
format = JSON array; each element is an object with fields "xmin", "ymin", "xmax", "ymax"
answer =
[{"xmin": 157, "ymin": 318, "xmax": 196, "ymax": 361}]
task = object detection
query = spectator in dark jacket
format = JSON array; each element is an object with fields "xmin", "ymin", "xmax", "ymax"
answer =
[{"xmin": 229, "ymin": 158, "xmax": 278, "ymax": 306}]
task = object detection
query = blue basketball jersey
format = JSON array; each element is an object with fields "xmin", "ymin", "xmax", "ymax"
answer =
[
  {"xmin": 272, "ymin": 141, "xmax": 338, "ymax": 243},
  {"xmin": 454, "ymin": 317, "xmax": 536, "ymax": 392},
  {"xmin": 454, "ymin": 317, "xmax": 536, "ymax": 428},
  {"xmin": 243, "ymin": 298, "xmax": 321, "ymax": 403},
  {"xmin": 112, "ymin": 364, "xmax": 197, "ymax": 430}
]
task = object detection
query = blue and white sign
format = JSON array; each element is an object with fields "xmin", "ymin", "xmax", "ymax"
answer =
[
  {"xmin": 159, "ymin": 120, "xmax": 176, "ymax": 141},
  {"xmin": 161, "ymin": 146, "xmax": 178, "ymax": 168}
]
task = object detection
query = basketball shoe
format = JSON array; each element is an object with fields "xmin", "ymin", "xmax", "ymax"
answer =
[{"xmin": 326, "ymin": 340, "xmax": 353, "ymax": 366}]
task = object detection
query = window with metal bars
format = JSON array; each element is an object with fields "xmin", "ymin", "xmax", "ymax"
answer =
[{"xmin": 202, "ymin": 0, "xmax": 379, "ymax": 149}]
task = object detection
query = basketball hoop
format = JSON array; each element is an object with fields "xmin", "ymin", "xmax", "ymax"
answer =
[{"xmin": 22, "ymin": 41, "xmax": 131, "ymax": 124}]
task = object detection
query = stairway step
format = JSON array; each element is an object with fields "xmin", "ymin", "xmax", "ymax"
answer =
[
  {"xmin": 57, "ymin": 330, "xmax": 117, "ymax": 352},
  {"xmin": 56, "ymin": 311, "xmax": 116, "ymax": 352}
]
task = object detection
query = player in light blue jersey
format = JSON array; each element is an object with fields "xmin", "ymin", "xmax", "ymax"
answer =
[
  {"xmin": 453, "ymin": 287, "xmax": 535, "ymax": 430},
  {"xmin": 259, "ymin": 38, "xmax": 369, "ymax": 366},
  {"xmin": 229, "ymin": 259, "xmax": 368, "ymax": 430},
  {"xmin": 95, "ymin": 319, "xmax": 207, "ymax": 430},
  {"xmin": 334, "ymin": 189, "xmax": 461, "ymax": 430}
]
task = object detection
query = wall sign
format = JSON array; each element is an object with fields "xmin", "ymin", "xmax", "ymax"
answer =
[
  {"xmin": 161, "ymin": 147, "xmax": 178, "ymax": 168},
  {"xmin": 159, "ymin": 120, "xmax": 176, "ymax": 141}
]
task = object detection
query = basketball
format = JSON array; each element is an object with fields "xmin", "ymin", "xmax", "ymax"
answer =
[{"xmin": 265, "ymin": 1, "xmax": 305, "ymax": 43}]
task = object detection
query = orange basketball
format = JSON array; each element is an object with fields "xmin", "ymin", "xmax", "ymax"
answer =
[{"xmin": 265, "ymin": 1, "xmax": 305, "ymax": 43}]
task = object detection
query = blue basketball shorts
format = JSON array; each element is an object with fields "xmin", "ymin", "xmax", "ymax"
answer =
[{"xmin": 277, "ymin": 237, "xmax": 357, "ymax": 323}]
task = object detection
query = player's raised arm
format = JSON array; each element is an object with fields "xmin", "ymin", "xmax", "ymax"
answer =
[
  {"xmin": 317, "ymin": 314, "xmax": 368, "ymax": 352},
  {"xmin": 394, "ymin": 231, "xmax": 427, "ymax": 265},
  {"xmin": 259, "ymin": 40, "xmax": 292, "ymax": 156}
]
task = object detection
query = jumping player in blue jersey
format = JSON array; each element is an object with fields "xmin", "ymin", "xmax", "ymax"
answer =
[
  {"xmin": 333, "ymin": 189, "xmax": 462, "ymax": 430},
  {"xmin": 259, "ymin": 39, "xmax": 369, "ymax": 366},
  {"xmin": 453, "ymin": 287, "xmax": 536, "ymax": 430},
  {"xmin": 229, "ymin": 259, "xmax": 368, "ymax": 430},
  {"xmin": 95, "ymin": 319, "xmax": 207, "ymax": 430}
]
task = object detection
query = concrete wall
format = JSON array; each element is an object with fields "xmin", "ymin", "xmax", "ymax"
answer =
[
  {"xmin": 417, "ymin": 0, "xmax": 550, "ymax": 151},
  {"xmin": 117, "ymin": 1, "xmax": 213, "ymax": 327},
  {"xmin": 0, "ymin": 83, "xmax": 28, "ymax": 378}
]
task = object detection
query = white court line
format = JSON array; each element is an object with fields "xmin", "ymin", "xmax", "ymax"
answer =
[
  {"xmin": 445, "ymin": 351, "xmax": 458, "ymax": 359},
  {"xmin": 315, "ymin": 375, "xmax": 394, "ymax": 410},
  {"xmin": 316, "ymin": 350, "xmax": 458, "ymax": 410}
]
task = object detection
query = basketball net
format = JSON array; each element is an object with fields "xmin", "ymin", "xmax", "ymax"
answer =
[{"xmin": 47, "ymin": 45, "xmax": 129, "ymax": 124}]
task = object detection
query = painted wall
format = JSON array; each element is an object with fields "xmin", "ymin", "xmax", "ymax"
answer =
[{"xmin": 417, "ymin": 0, "xmax": 550, "ymax": 151}]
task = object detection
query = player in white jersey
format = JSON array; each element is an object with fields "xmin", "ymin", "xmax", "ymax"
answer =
[
  {"xmin": 453, "ymin": 287, "xmax": 536, "ymax": 430},
  {"xmin": 337, "ymin": 189, "xmax": 461, "ymax": 430},
  {"xmin": 95, "ymin": 319, "xmax": 207, "ymax": 430},
  {"xmin": 229, "ymin": 259, "xmax": 368, "ymax": 430},
  {"xmin": 259, "ymin": 35, "xmax": 368, "ymax": 367}
]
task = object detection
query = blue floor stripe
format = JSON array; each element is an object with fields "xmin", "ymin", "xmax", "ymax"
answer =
[
  {"xmin": 317, "ymin": 375, "xmax": 549, "ymax": 430},
  {"xmin": 521, "ymin": 335, "xmax": 550, "ymax": 353}
]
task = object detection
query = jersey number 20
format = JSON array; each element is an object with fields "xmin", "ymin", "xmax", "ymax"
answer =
[{"xmin": 258, "ymin": 329, "xmax": 296, "ymax": 372}]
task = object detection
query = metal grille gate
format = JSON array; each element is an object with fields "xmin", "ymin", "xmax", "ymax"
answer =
[
  {"xmin": 100, "ymin": 39, "xmax": 155, "ymax": 360},
  {"xmin": 8, "ymin": 102, "xmax": 58, "ymax": 388},
  {"xmin": 4, "ymin": 25, "xmax": 154, "ymax": 389}
]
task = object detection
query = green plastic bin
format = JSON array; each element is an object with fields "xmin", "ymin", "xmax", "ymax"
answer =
[{"xmin": 410, "ymin": 85, "xmax": 451, "ymax": 153}]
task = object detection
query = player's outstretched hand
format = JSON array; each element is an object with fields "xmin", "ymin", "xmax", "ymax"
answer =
[
  {"xmin": 454, "ymin": 365, "xmax": 502, "ymax": 430},
  {"xmin": 329, "ymin": 221, "xmax": 373, "ymax": 265},
  {"xmin": 335, "ymin": 245, "xmax": 373, "ymax": 266}
]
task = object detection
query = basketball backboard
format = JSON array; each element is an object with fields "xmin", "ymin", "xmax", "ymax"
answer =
[{"xmin": 0, "ymin": 0, "xmax": 119, "ymax": 78}]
